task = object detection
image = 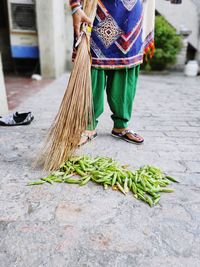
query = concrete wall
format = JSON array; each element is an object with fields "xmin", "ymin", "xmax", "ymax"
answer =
[
  {"xmin": 0, "ymin": 53, "xmax": 8, "ymax": 115},
  {"xmin": 156, "ymin": 0, "xmax": 199, "ymax": 50},
  {"xmin": 65, "ymin": 1, "xmax": 74, "ymax": 70},
  {"xmin": 192, "ymin": 0, "xmax": 200, "ymax": 61},
  {"xmin": 36, "ymin": 0, "xmax": 73, "ymax": 78}
]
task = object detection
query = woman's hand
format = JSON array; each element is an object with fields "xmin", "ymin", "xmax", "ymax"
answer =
[{"xmin": 72, "ymin": 9, "xmax": 92, "ymax": 37}]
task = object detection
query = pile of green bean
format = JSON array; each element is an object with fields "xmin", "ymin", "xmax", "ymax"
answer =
[{"xmin": 28, "ymin": 156, "xmax": 179, "ymax": 207}]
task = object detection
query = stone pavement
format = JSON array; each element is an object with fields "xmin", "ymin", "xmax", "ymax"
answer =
[
  {"xmin": 0, "ymin": 73, "xmax": 200, "ymax": 267},
  {"xmin": 5, "ymin": 76, "xmax": 53, "ymax": 110}
]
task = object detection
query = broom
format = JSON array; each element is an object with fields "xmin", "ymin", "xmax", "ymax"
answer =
[{"xmin": 40, "ymin": 0, "xmax": 98, "ymax": 171}]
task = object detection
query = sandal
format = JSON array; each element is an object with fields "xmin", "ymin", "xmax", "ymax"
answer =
[
  {"xmin": 78, "ymin": 131, "xmax": 97, "ymax": 147},
  {"xmin": 111, "ymin": 129, "xmax": 144, "ymax": 144},
  {"xmin": 0, "ymin": 112, "xmax": 34, "ymax": 126}
]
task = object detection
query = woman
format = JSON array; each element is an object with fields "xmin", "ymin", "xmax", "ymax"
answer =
[{"xmin": 70, "ymin": 0, "xmax": 182, "ymax": 145}]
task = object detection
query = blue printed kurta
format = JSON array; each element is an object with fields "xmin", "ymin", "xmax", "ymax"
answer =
[
  {"xmin": 70, "ymin": 0, "xmax": 151, "ymax": 69},
  {"xmin": 91, "ymin": 0, "xmax": 144, "ymax": 68}
]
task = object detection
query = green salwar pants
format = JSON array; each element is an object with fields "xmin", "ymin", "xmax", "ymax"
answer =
[{"xmin": 90, "ymin": 65, "xmax": 140, "ymax": 130}]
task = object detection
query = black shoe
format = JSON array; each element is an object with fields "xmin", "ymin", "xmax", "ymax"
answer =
[{"xmin": 0, "ymin": 112, "xmax": 34, "ymax": 126}]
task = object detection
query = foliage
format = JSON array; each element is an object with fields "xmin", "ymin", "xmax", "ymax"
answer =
[{"xmin": 142, "ymin": 15, "xmax": 182, "ymax": 71}]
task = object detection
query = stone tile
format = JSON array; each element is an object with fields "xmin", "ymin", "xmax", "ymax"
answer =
[
  {"xmin": 0, "ymin": 73, "xmax": 200, "ymax": 266},
  {"xmin": 182, "ymin": 160, "xmax": 200, "ymax": 173},
  {"xmin": 5, "ymin": 76, "xmax": 53, "ymax": 109}
]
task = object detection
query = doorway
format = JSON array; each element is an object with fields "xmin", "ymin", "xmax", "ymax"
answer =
[
  {"xmin": 0, "ymin": 0, "xmax": 13, "ymax": 71},
  {"xmin": 0, "ymin": 0, "xmax": 40, "ymax": 75}
]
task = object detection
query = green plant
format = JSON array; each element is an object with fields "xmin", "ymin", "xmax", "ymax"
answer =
[{"xmin": 142, "ymin": 15, "xmax": 182, "ymax": 71}]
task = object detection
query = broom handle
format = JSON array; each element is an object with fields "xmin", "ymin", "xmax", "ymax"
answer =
[{"xmin": 83, "ymin": 0, "xmax": 98, "ymax": 20}]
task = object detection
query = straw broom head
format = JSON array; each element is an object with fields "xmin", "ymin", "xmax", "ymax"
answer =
[{"xmin": 38, "ymin": 0, "xmax": 98, "ymax": 171}]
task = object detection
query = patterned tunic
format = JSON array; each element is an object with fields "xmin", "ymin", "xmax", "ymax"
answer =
[{"xmin": 70, "ymin": 0, "xmax": 153, "ymax": 69}]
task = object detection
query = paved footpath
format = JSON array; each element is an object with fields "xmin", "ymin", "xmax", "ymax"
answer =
[{"xmin": 0, "ymin": 73, "xmax": 200, "ymax": 267}]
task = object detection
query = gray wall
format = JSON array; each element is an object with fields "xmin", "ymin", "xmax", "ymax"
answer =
[
  {"xmin": 36, "ymin": 0, "xmax": 73, "ymax": 78},
  {"xmin": 0, "ymin": 53, "xmax": 8, "ymax": 115},
  {"xmin": 192, "ymin": 0, "xmax": 200, "ymax": 61},
  {"xmin": 65, "ymin": 1, "xmax": 74, "ymax": 70}
]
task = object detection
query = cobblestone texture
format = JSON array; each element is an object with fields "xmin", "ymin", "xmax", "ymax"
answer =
[{"xmin": 0, "ymin": 73, "xmax": 200, "ymax": 267}]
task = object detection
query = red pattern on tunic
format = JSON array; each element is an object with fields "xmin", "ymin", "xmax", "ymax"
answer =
[
  {"xmin": 70, "ymin": 0, "xmax": 81, "ymax": 8},
  {"xmin": 70, "ymin": 0, "xmax": 154, "ymax": 69}
]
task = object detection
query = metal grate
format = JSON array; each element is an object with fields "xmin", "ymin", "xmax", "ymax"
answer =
[{"xmin": 11, "ymin": 3, "xmax": 36, "ymax": 31}]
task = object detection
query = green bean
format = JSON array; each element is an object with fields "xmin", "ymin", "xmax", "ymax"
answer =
[
  {"xmin": 145, "ymin": 196, "xmax": 153, "ymax": 207},
  {"xmin": 54, "ymin": 178, "xmax": 63, "ymax": 183},
  {"xmin": 111, "ymin": 173, "xmax": 117, "ymax": 187},
  {"xmin": 60, "ymin": 165, "xmax": 68, "ymax": 172},
  {"xmin": 138, "ymin": 193, "xmax": 146, "ymax": 202},
  {"xmin": 117, "ymin": 169, "xmax": 127, "ymax": 179},
  {"xmin": 27, "ymin": 180, "xmax": 46, "ymax": 186},
  {"xmin": 117, "ymin": 174, "xmax": 122, "ymax": 185},
  {"xmin": 64, "ymin": 179, "xmax": 80, "ymax": 184},
  {"xmin": 158, "ymin": 181, "xmax": 169, "ymax": 187},
  {"xmin": 99, "ymin": 162, "xmax": 112, "ymax": 169},
  {"xmin": 80, "ymin": 176, "xmax": 91, "ymax": 186},
  {"xmin": 63, "ymin": 173, "xmax": 75, "ymax": 180},
  {"xmin": 91, "ymin": 170, "xmax": 103, "ymax": 176},
  {"xmin": 104, "ymin": 183, "xmax": 108, "ymax": 190},
  {"xmin": 66, "ymin": 162, "xmax": 74, "ymax": 169},
  {"xmin": 45, "ymin": 175, "xmax": 56, "ymax": 181},
  {"xmin": 149, "ymin": 166, "xmax": 162, "ymax": 175},
  {"xmin": 123, "ymin": 177, "xmax": 129, "ymax": 193},
  {"xmin": 137, "ymin": 188, "xmax": 145, "ymax": 196},
  {"xmin": 128, "ymin": 177, "xmax": 133, "ymax": 189},
  {"xmin": 145, "ymin": 180, "xmax": 154, "ymax": 190},
  {"xmin": 52, "ymin": 171, "xmax": 65, "ymax": 177},
  {"xmin": 105, "ymin": 173, "xmax": 114, "ymax": 179},
  {"xmin": 153, "ymin": 193, "xmax": 160, "ymax": 199},
  {"xmin": 135, "ymin": 172, "xmax": 139, "ymax": 183},
  {"xmin": 162, "ymin": 179, "xmax": 170, "ymax": 186},
  {"xmin": 140, "ymin": 179, "xmax": 146, "ymax": 190},
  {"xmin": 126, "ymin": 170, "xmax": 133, "ymax": 178},
  {"xmin": 41, "ymin": 178, "xmax": 53, "ymax": 184},
  {"xmin": 96, "ymin": 177, "xmax": 111, "ymax": 183},
  {"xmin": 104, "ymin": 180, "xmax": 112, "ymax": 185},
  {"xmin": 131, "ymin": 182, "xmax": 137, "ymax": 194},
  {"xmin": 142, "ymin": 174, "xmax": 151, "ymax": 180},
  {"xmin": 74, "ymin": 167, "xmax": 86, "ymax": 177},
  {"xmin": 146, "ymin": 189, "xmax": 158, "ymax": 198},
  {"xmin": 154, "ymin": 195, "xmax": 161, "ymax": 205},
  {"xmin": 79, "ymin": 160, "xmax": 86, "ymax": 171},
  {"xmin": 116, "ymin": 182, "xmax": 126, "ymax": 195},
  {"xmin": 165, "ymin": 176, "xmax": 179, "ymax": 183},
  {"xmin": 69, "ymin": 156, "xmax": 82, "ymax": 162},
  {"xmin": 85, "ymin": 167, "xmax": 96, "ymax": 172},
  {"xmin": 152, "ymin": 187, "xmax": 162, "ymax": 193},
  {"xmin": 160, "ymin": 188, "xmax": 174, "ymax": 193},
  {"xmin": 136, "ymin": 183, "xmax": 146, "ymax": 192},
  {"xmin": 28, "ymin": 156, "xmax": 178, "ymax": 207}
]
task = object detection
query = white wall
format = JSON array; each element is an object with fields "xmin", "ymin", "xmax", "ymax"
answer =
[
  {"xmin": 36, "ymin": 0, "xmax": 73, "ymax": 78},
  {"xmin": 0, "ymin": 53, "xmax": 8, "ymax": 115},
  {"xmin": 65, "ymin": 1, "xmax": 74, "ymax": 69},
  {"xmin": 156, "ymin": 0, "xmax": 199, "ymax": 50}
]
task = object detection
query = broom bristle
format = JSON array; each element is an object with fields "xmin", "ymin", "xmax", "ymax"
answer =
[{"xmin": 37, "ymin": 0, "xmax": 98, "ymax": 171}]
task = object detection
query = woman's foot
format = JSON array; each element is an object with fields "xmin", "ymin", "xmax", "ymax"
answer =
[
  {"xmin": 111, "ymin": 128, "xmax": 144, "ymax": 144},
  {"xmin": 79, "ymin": 130, "xmax": 97, "ymax": 146}
]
